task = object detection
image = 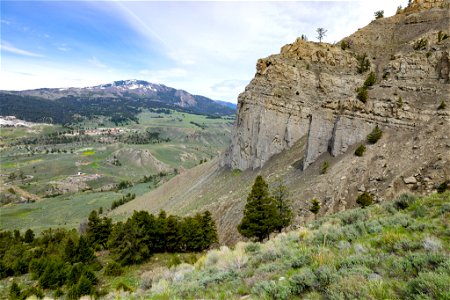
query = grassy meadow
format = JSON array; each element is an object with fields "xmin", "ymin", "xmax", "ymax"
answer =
[{"xmin": 0, "ymin": 110, "xmax": 233, "ymax": 233}]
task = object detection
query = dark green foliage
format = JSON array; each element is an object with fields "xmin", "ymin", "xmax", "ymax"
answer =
[
  {"xmin": 374, "ymin": 10, "xmax": 384, "ymax": 19},
  {"xmin": 38, "ymin": 258, "xmax": 67, "ymax": 289},
  {"xmin": 437, "ymin": 181, "xmax": 448, "ymax": 193},
  {"xmin": 394, "ymin": 194, "xmax": 417, "ymax": 210},
  {"xmin": 64, "ymin": 238, "xmax": 77, "ymax": 264},
  {"xmin": 108, "ymin": 213, "xmax": 153, "ymax": 265},
  {"xmin": 356, "ymin": 192, "xmax": 373, "ymax": 208},
  {"xmin": 75, "ymin": 236, "xmax": 94, "ymax": 264},
  {"xmin": 367, "ymin": 125, "xmax": 383, "ymax": 144},
  {"xmin": 437, "ymin": 31, "xmax": 449, "ymax": 42},
  {"xmin": 116, "ymin": 180, "xmax": 133, "ymax": 191},
  {"xmin": 354, "ymin": 144, "xmax": 366, "ymax": 156},
  {"xmin": 86, "ymin": 210, "xmax": 112, "ymax": 249},
  {"xmin": 24, "ymin": 229, "xmax": 34, "ymax": 243},
  {"xmin": 320, "ymin": 161, "xmax": 330, "ymax": 174},
  {"xmin": 271, "ymin": 180, "xmax": 293, "ymax": 232},
  {"xmin": 364, "ymin": 72, "xmax": 377, "ymax": 87},
  {"xmin": 21, "ymin": 286, "xmax": 44, "ymax": 299},
  {"xmin": 119, "ymin": 130, "xmax": 170, "ymax": 144},
  {"xmin": 111, "ymin": 193, "xmax": 136, "ymax": 209},
  {"xmin": 437, "ymin": 100, "xmax": 446, "ymax": 110},
  {"xmin": 310, "ymin": 199, "xmax": 321, "ymax": 215},
  {"xmin": 9, "ymin": 282, "xmax": 21, "ymax": 300},
  {"xmin": 357, "ymin": 53, "xmax": 370, "ymax": 74},
  {"xmin": 413, "ymin": 38, "xmax": 428, "ymax": 50},
  {"xmin": 104, "ymin": 261, "xmax": 123, "ymax": 276},
  {"xmin": 75, "ymin": 275, "xmax": 94, "ymax": 297},
  {"xmin": 357, "ymin": 87, "xmax": 368, "ymax": 103},
  {"xmin": 238, "ymin": 176, "xmax": 279, "ymax": 242}
]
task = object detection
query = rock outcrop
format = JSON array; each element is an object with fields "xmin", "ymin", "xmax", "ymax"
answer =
[{"xmin": 223, "ymin": 0, "xmax": 449, "ymax": 171}]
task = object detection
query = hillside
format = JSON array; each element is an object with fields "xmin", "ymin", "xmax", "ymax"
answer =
[
  {"xmin": 0, "ymin": 80, "xmax": 235, "ymax": 124},
  {"xmin": 113, "ymin": 0, "xmax": 450, "ymax": 244},
  {"xmin": 114, "ymin": 192, "xmax": 450, "ymax": 299}
]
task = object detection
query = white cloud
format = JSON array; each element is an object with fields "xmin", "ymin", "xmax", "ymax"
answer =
[
  {"xmin": 88, "ymin": 56, "xmax": 107, "ymax": 68},
  {"xmin": 0, "ymin": 42, "xmax": 43, "ymax": 57}
]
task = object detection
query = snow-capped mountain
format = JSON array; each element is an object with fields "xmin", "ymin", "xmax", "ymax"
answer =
[{"xmin": 0, "ymin": 80, "xmax": 236, "ymax": 124}]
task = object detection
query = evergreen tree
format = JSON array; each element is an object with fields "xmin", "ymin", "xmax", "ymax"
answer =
[
  {"xmin": 200, "ymin": 211, "xmax": 218, "ymax": 249},
  {"xmin": 165, "ymin": 215, "xmax": 181, "ymax": 252},
  {"xmin": 86, "ymin": 210, "xmax": 112, "ymax": 249},
  {"xmin": 238, "ymin": 176, "xmax": 279, "ymax": 242},
  {"xmin": 154, "ymin": 210, "xmax": 168, "ymax": 252},
  {"xmin": 181, "ymin": 216, "xmax": 204, "ymax": 252},
  {"xmin": 75, "ymin": 236, "xmax": 94, "ymax": 264},
  {"xmin": 271, "ymin": 179, "xmax": 293, "ymax": 232},
  {"xmin": 64, "ymin": 237, "xmax": 77, "ymax": 264},
  {"xmin": 24, "ymin": 229, "xmax": 34, "ymax": 243}
]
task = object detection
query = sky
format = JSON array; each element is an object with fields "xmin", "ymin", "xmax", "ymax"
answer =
[{"xmin": 1, "ymin": 0, "xmax": 409, "ymax": 103}]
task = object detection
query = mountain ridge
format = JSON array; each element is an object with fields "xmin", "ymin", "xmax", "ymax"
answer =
[{"xmin": 0, "ymin": 79, "xmax": 235, "ymax": 124}]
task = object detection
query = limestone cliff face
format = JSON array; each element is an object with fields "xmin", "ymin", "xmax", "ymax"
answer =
[{"xmin": 224, "ymin": 0, "xmax": 449, "ymax": 171}]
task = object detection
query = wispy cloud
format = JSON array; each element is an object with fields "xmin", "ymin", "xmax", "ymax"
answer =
[
  {"xmin": 0, "ymin": 42, "xmax": 43, "ymax": 57},
  {"xmin": 56, "ymin": 43, "xmax": 70, "ymax": 52},
  {"xmin": 88, "ymin": 56, "xmax": 107, "ymax": 68},
  {"xmin": 1, "ymin": 19, "xmax": 11, "ymax": 25}
]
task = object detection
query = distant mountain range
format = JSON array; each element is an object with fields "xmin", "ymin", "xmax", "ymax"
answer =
[{"xmin": 0, "ymin": 79, "xmax": 236, "ymax": 124}]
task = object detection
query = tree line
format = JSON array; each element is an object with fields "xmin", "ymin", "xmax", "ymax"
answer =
[{"xmin": 1, "ymin": 209, "xmax": 217, "ymax": 299}]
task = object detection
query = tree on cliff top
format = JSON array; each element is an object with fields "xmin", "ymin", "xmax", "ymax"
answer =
[{"xmin": 316, "ymin": 28, "xmax": 327, "ymax": 43}]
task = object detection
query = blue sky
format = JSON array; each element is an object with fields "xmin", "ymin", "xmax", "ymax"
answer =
[{"xmin": 1, "ymin": 1, "xmax": 408, "ymax": 103}]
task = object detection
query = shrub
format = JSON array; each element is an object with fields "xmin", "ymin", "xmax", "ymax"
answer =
[
  {"xmin": 289, "ymin": 268, "xmax": 317, "ymax": 295},
  {"xmin": 340, "ymin": 40, "xmax": 351, "ymax": 50},
  {"xmin": 356, "ymin": 192, "xmax": 373, "ymax": 208},
  {"xmin": 244, "ymin": 242, "xmax": 261, "ymax": 254},
  {"xmin": 357, "ymin": 87, "xmax": 368, "ymax": 103},
  {"xmin": 437, "ymin": 31, "xmax": 449, "ymax": 42},
  {"xmin": 367, "ymin": 125, "xmax": 383, "ymax": 144},
  {"xmin": 394, "ymin": 194, "xmax": 417, "ymax": 210},
  {"xmin": 437, "ymin": 181, "xmax": 448, "ymax": 193},
  {"xmin": 290, "ymin": 255, "xmax": 311, "ymax": 269},
  {"xmin": 104, "ymin": 261, "xmax": 123, "ymax": 276},
  {"xmin": 406, "ymin": 272, "xmax": 450, "ymax": 299},
  {"xmin": 309, "ymin": 199, "xmax": 321, "ymax": 215},
  {"xmin": 422, "ymin": 236, "xmax": 442, "ymax": 252},
  {"xmin": 364, "ymin": 72, "xmax": 377, "ymax": 87},
  {"xmin": 437, "ymin": 100, "xmax": 446, "ymax": 110},
  {"xmin": 413, "ymin": 38, "xmax": 428, "ymax": 50},
  {"xmin": 116, "ymin": 281, "xmax": 132, "ymax": 292},
  {"xmin": 357, "ymin": 53, "xmax": 370, "ymax": 74},
  {"xmin": 252, "ymin": 280, "xmax": 292, "ymax": 300},
  {"xmin": 397, "ymin": 96, "xmax": 403, "ymax": 108},
  {"xmin": 320, "ymin": 161, "xmax": 329, "ymax": 175},
  {"xmin": 354, "ymin": 144, "xmax": 366, "ymax": 156}
]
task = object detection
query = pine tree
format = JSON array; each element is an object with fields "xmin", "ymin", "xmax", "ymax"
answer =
[
  {"xmin": 200, "ymin": 211, "xmax": 218, "ymax": 249},
  {"xmin": 165, "ymin": 215, "xmax": 181, "ymax": 252},
  {"xmin": 64, "ymin": 237, "xmax": 77, "ymax": 264},
  {"xmin": 86, "ymin": 210, "xmax": 112, "ymax": 249},
  {"xmin": 24, "ymin": 229, "xmax": 34, "ymax": 243},
  {"xmin": 76, "ymin": 236, "xmax": 94, "ymax": 264},
  {"xmin": 271, "ymin": 179, "xmax": 292, "ymax": 232},
  {"xmin": 238, "ymin": 176, "xmax": 279, "ymax": 242}
]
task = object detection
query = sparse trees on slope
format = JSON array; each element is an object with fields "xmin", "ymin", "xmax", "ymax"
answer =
[{"xmin": 238, "ymin": 176, "xmax": 279, "ymax": 242}]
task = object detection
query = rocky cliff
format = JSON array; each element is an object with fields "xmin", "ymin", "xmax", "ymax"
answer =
[
  {"xmin": 223, "ymin": 0, "xmax": 449, "ymax": 171},
  {"xmin": 119, "ymin": 0, "xmax": 449, "ymax": 245}
]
